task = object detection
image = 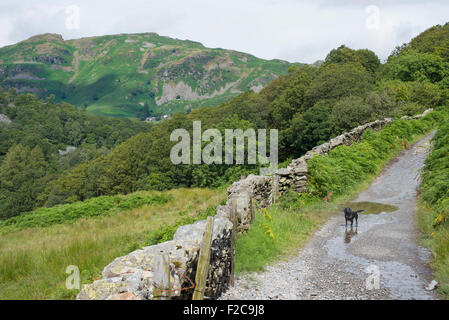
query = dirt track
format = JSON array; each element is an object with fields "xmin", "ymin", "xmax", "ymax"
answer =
[{"xmin": 220, "ymin": 133, "xmax": 438, "ymax": 300}]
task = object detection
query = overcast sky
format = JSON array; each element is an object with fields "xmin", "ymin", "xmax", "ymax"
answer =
[{"xmin": 0, "ymin": 0, "xmax": 448, "ymax": 63}]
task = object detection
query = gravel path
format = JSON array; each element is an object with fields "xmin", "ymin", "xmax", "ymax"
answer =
[{"xmin": 220, "ymin": 133, "xmax": 438, "ymax": 300}]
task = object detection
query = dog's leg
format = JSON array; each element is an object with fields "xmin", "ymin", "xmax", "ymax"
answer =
[{"xmin": 355, "ymin": 214, "xmax": 358, "ymax": 226}]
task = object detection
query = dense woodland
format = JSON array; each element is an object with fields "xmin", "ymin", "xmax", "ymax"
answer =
[
  {"xmin": 0, "ymin": 94, "xmax": 152, "ymax": 218},
  {"xmin": 1, "ymin": 23, "xmax": 449, "ymax": 219}
]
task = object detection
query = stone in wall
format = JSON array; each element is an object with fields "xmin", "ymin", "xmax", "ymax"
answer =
[
  {"xmin": 402, "ymin": 108, "xmax": 433, "ymax": 120},
  {"xmin": 174, "ymin": 217, "xmax": 233, "ymax": 299},
  {"xmin": 223, "ymin": 174, "xmax": 272, "ymax": 231},
  {"xmin": 276, "ymin": 157, "xmax": 308, "ymax": 193}
]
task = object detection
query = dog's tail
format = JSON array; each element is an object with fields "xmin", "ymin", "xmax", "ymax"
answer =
[{"xmin": 355, "ymin": 210, "xmax": 364, "ymax": 213}]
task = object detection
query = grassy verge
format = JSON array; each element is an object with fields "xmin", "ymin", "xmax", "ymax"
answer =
[
  {"xmin": 0, "ymin": 192, "xmax": 173, "ymax": 233},
  {"xmin": 416, "ymin": 122, "xmax": 449, "ymax": 299},
  {"xmin": 235, "ymin": 110, "xmax": 447, "ymax": 273},
  {"xmin": 0, "ymin": 188, "xmax": 226, "ymax": 300}
]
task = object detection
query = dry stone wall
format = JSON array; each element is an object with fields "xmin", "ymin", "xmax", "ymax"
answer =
[
  {"xmin": 276, "ymin": 118, "xmax": 394, "ymax": 194},
  {"xmin": 77, "ymin": 109, "xmax": 432, "ymax": 300}
]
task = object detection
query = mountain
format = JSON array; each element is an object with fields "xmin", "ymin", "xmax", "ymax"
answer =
[{"xmin": 0, "ymin": 32, "xmax": 297, "ymax": 118}]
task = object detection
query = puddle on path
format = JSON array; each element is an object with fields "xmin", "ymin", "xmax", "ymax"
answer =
[
  {"xmin": 338, "ymin": 201, "xmax": 398, "ymax": 243},
  {"xmin": 340, "ymin": 201, "xmax": 399, "ymax": 215},
  {"xmin": 344, "ymin": 227, "xmax": 358, "ymax": 243}
]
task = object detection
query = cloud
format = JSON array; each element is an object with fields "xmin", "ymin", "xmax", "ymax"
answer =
[{"xmin": 0, "ymin": 0, "xmax": 447, "ymax": 63}]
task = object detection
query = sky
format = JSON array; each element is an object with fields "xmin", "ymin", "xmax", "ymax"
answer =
[{"xmin": 0, "ymin": 0, "xmax": 448, "ymax": 64}]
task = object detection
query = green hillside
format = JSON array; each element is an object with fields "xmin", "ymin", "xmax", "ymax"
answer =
[
  {"xmin": 1, "ymin": 22, "xmax": 449, "ymax": 301},
  {"xmin": 0, "ymin": 33, "xmax": 295, "ymax": 118},
  {"xmin": 2, "ymin": 23, "xmax": 449, "ymax": 220},
  {"xmin": 0, "ymin": 188, "xmax": 226, "ymax": 299}
]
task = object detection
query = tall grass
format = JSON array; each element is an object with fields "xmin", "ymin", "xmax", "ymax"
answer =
[
  {"xmin": 235, "ymin": 110, "xmax": 446, "ymax": 273},
  {"xmin": 0, "ymin": 188, "xmax": 226, "ymax": 300},
  {"xmin": 0, "ymin": 192, "xmax": 172, "ymax": 233},
  {"xmin": 416, "ymin": 121, "xmax": 449, "ymax": 299},
  {"xmin": 235, "ymin": 193, "xmax": 333, "ymax": 273}
]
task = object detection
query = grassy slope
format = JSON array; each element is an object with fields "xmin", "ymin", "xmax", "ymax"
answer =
[
  {"xmin": 0, "ymin": 33, "xmax": 295, "ymax": 118},
  {"xmin": 416, "ymin": 121, "xmax": 449, "ymax": 299},
  {"xmin": 0, "ymin": 188, "xmax": 226, "ymax": 300},
  {"xmin": 235, "ymin": 110, "xmax": 445, "ymax": 273}
]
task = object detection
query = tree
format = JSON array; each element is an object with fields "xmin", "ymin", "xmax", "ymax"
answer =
[
  {"xmin": 305, "ymin": 63, "xmax": 373, "ymax": 107},
  {"xmin": 324, "ymin": 45, "xmax": 381, "ymax": 74},
  {"xmin": 407, "ymin": 81, "xmax": 443, "ymax": 107},
  {"xmin": 269, "ymin": 65, "xmax": 317, "ymax": 126},
  {"xmin": 386, "ymin": 51, "xmax": 449, "ymax": 85},
  {"xmin": 407, "ymin": 23, "xmax": 449, "ymax": 61},
  {"xmin": 0, "ymin": 145, "xmax": 48, "ymax": 218},
  {"xmin": 331, "ymin": 96, "xmax": 373, "ymax": 133},
  {"xmin": 373, "ymin": 79, "xmax": 443, "ymax": 116},
  {"xmin": 356, "ymin": 49, "xmax": 382, "ymax": 74},
  {"xmin": 289, "ymin": 103, "xmax": 333, "ymax": 157},
  {"xmin": 365, "ymin": 89, "xmax": 400, "ymax": 119},
  {"xmin": 137, "ymin": 102, "xmax": 151, "ymax": 120}
]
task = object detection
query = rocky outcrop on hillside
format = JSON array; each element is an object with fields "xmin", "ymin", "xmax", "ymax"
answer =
[{"xmin": 0, "ymin": 32, "xmax": 293, "ymax": 117}]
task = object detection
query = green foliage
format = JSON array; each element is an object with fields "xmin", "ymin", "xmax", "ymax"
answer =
[
  {"xmin": 289, "ymin": 103, "xmax": 333, "ymax": 156},
  {"xmin": 324, "ymin": 45, "xmax": 381, "ymax": 74},
  {"xmin": 0, "ymin": 91, "xmax": 150, "ymax": 161},
  {"xmin": 391, "ymin": 22, "xmax": 449, "ymax": 62},
  {"xmin": 116, "ymin": 193, "xmax": 171, "ymax": 210},
  {"xmin": 417, "ymin": 120, "xmax": 449, "ymax": 298},
  {"xmin": 145, "ymin": 205, "xmax": 217, "ymax": 245},
  {"xmin": 0, "ymin": 144, "xmax": 48, "ymax": 218},
  {"xmin": 386, "ymin": 51, "xmax": 449, "ymax": 85},
  {"xmin": 304, "ymin": 62, "xmax": 373, "ymax": 107},
  {"xmin": 0, "ymin": 187, "xmax": 225, "ymax": 300},
  {"xmin": 307, "ymin": 113, "xmax": 442, "ymax": 198},
  {"xmin": 372, "ymin": 80, "xmax": 444, "ymax": 117},
  {"xmin": 330, "ymin": 95, "xmax": 374, "ymax": 133},
  {"xmin": 0, "ymin": 33, "xmax": 294, "ymax": 118},
  {"xmin": 3, "ymin": 25, "xmax": 449, "ymax": 220},
  {"xmin": 0, "ymin": 192, "xmax": 172, "ymax": 232},
  {"xmin": 269, "ymin": 65, "xmax": 317, "ymax": 125},
  {"xmin": 421, "ymin": 123, "xmax": 449, "ymax": 208},
  {"xmin": 0, "ymin": 89, "xmax": 151, "ymax": 217},
  {"xmin": 235, "ymin": 203, "xmax": 318, "ymax": 273}
]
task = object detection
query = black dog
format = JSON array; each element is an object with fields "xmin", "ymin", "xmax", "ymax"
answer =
[{"xmin": 344, "ymin": 207, "xmax": 364, "ymax": 227}]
